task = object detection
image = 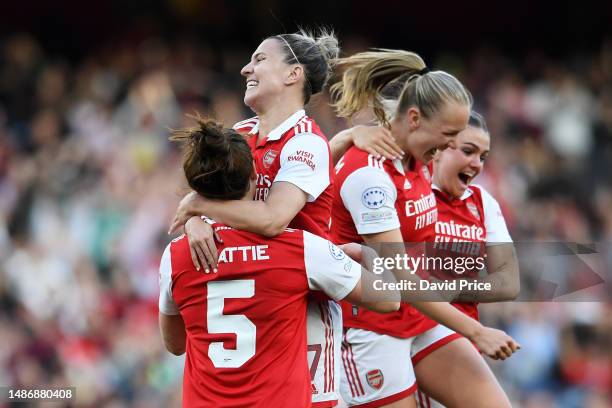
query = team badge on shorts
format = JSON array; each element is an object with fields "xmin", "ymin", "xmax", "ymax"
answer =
[
  {"xmin": 262, "ymin": 149, "xmax": 278, "ymax": 168},
  {"xmin": 366, "ymin": 369, "xmax": 384, "ymax": 390},
  {"xmin": 467, "ymin": 202, "xmax": 481, "ymax": 221},
  {"xmin": 362, "ymin": 187, "xmax": 387, "ymax": 209}
]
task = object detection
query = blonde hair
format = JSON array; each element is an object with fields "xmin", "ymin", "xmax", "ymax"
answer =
[{"xmin": 331, "ymin": 49, "xmax": 472, "ymax": 127}]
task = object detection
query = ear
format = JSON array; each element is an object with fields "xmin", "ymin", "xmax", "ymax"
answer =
[
  {"xmin": 284, "ymin": 65, "xmax": 304, "ymax": 86},
  {"xmin": 405, "ymin": 106, "xmax": 421, "ymax": 130}
]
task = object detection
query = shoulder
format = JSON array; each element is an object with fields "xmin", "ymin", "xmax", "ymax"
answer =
[
  {"xmin": 233, "ymin": 116, "xmax": 259, "ymax": 133},
  {"xmin": 338, "ymin": 147, "xmax": 391, "ymax": 179},
  {"xmin": 166, "ymin": 235, "xmax": 193, "ymax": 270},
  {"xmin": 294, "ymin": 116, "xmax": 322, "ymax": 135},
  {"xmin": 469, "ymin": 184, "xmax": 496, "ymax": 205},
  {"xmin": 470, "ymin": 184, "xmax": 505, "ymax": 220},
  {"xmin": 346, "ymin": 147, "xmax": 388, "ymax": 169},
  {"xmin": 289, "ymin": 116, "xmax": 328, "ymax": 142}
]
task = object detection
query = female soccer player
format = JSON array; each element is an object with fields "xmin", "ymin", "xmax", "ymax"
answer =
[
  {"xmin": 160, "ymin": 117, "xmax": 401, "ymax": 407},
  {"xmin": 168, "ymin": 29, "xmax": 346, "ymax": 407},
  {"xmin": 412, "ymin": 111, "xmax": 519, "ymax": 408},
  {"xmin": 329, "ymin": 49, "xmax": 517, "ymax": 408}
]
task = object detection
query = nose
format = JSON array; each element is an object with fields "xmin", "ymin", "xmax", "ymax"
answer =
[
  {"xmin": 241, "ymin": 61, "xmax": 253, "ymax": 77},
  {"xmin": 470, "ymin": 155, "xmax": 483, "ymax": 173}
]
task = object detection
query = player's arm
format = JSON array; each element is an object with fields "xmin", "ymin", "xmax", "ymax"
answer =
[
  {"xmin": 329, "ymin": 125, "xmax": 403, "ymax": 164},
  {"xmin": 452, "ymin": 243, "xmax": 519, "ymax": 302},
  {"xmin": 159, "ymin": 313, "xmax": 186, "ymax": 356},
  {"xmin": 158, "ymin": 244, "xmax": 186, "ymax": 355},
  {"xmin": 453, "ymin": 188, "xmax": 519, "ymax": 302},
  {"xmin": 362, "ymin": 228, "xmax": 520, "ymax": 360},
  {"xmin": 171, "ymin": 182, "xmax": 307, "ymax": 238},
  {"xmin": 344, "ymin": 279, "xmax": 400, "ymax": 313},
  {"xmin": 303, "ymin": 231, "xmax": 399, "ymax": 313},
  {"xmin": 170, "ymin": 133, "xmax": 330, "ymax": 237},
  {"xmin": 339, "ymin": 169, "xmax": 518, "ymax": 358}
]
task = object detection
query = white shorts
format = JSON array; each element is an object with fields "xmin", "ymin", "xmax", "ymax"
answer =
[
  {"xmin": 416, "ymin": 389, "xmax": 445, "ymax": 408},
  {"xmin": 412, "ymin": 324, "xmax": 462, "ymax": 408},
  {"xmin": 339, "ymin": 328, "xmax": 417, "ymax": 407},
  {"xmin": 410, "ymin": 324, "xmax": 462, "ymax": 366},
  {"xmin": 308, "ymin": 299, "xmax": 343, "ymax": 407}
]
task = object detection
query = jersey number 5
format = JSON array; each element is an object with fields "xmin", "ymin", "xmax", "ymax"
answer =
[{"xmin": 207, "ymin": 280, "xmax": 256, "ymax": 368}]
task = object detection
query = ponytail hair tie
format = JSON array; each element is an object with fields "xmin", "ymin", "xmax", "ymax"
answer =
[{"xmin": 418, "ymin": 67, "xmax": 430, "ymax": 75}]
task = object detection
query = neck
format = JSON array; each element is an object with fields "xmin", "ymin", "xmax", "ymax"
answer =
[
  {"xmin": 390, "ymin": 117, "xmax": 413, "ymax": 168},
  {"xmin": 256, "ymin": 96, "xmax": 304, "ymax": 139}
]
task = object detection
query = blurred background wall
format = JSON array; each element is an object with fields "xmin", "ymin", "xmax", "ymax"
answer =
[{"xmin": 0, "ymin": 1, "xmax": 610, "ymax": 407}]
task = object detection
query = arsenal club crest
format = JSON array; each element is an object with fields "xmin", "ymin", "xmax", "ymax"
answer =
[
  {"xmin": 366, "ymin": 369, "xmax": 384, "ymax": 390},
  {"xmin": 263, "ymin": 149, "xmax": 278, "ymax": 168},
  {"xmin": 467, "ymin": 202, "xmax": 481, "ymax": 221}
]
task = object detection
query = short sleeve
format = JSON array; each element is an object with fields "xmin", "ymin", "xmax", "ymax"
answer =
[
  {"xmin": 339, "ymin": 166, "xmax": 400, "ymax": 235},
  {"xmin": 274, "ymin": 134, "xmax": 330, "ymax": 202},
  {"xmin": 159, "ymin": 244, "xmax": 179, "ymax": 315},
  {"xmin": 478, "ymin": 186, "xmax": 512, "ymax": 245},
  {"xmin": 303, "ymin": 231, "xmax": 361, "ymax": 301}
]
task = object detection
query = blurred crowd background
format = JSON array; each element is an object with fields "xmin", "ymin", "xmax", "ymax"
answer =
[{"xmin": 0, "ymin": 1, "xmax": 610, "ymax": 407}]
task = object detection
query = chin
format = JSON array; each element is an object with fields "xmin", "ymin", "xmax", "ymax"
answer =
[
  {"xmin": 244, "ymin": 93, "xmax": 263, "ymax": 113},
  {"xmin": 243, "ymin": 93, "xmax": 255, "ymax": 109}
]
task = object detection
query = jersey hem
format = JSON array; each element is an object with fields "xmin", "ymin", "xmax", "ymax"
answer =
[
  {"xmin": 411, "ymin": 333, "xmax": 463, "ymax": 366},
  {"xmin": 342, "ymin": 321, "xmax": 437, "ymax": 339}
]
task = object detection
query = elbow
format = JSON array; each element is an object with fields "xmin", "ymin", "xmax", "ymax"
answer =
[
  {"xmin": 372, "ymin": 301, "xmax": 400, "ymax": 313},
  {"xmin": 260, "ymin": 217, "xmax": 289, "ymax": 237},
  {"xmin": 505, "ymin": 281, "xmax": 520, "ymax": 301},
  {"xmin": 497, "ymin": 279, "xmax": 520, "ymax": 301},
  {"xmin": 165, "ymin": 343, "xmax": 185, "ymax": 356}
]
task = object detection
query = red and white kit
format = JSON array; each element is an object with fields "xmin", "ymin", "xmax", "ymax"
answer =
[
  {"xmin": 159, "ymin": 225, "xmax": 361, "ymax": 408},
  {"xmin": 234, "ymin": 110, "xmax": 342, "ymax": 406},
  {"xmin": 331, "ymin": 147, "xmax": 438, "ymax": 407},
  {"xmin": 412, "ymin": 184, "xmax": 512, "ymax": 408}
]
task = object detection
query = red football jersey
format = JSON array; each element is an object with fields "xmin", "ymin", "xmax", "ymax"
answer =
[
  {"xmin": 234, "ymin": 111, "xmax": 341, "ymax": 406},
  {"xmin": 233, "ymin": 110, "xmax": 334, "ymax": 239},
  {"xmin": 429, "ymin": 184, "xmax": 512, "ymax": 320},
  {"xmin": 159, "ymin": 224, "xmax": 361, "ymax": 408},
  {"xmin": 330, "ymin": 147, "xmax": 438, "ymax": 338}
]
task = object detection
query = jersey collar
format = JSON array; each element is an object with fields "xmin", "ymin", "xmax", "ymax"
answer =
[
  {"xmin": 432, "ymin": 183, "xmax": 474, "ymax": 201},
  {"xmin": 392, "ymin": 159, "xmax": 405, "ymax": 175},
  {"xmin": 248, "ymin": 109, "xmax": 306, "ymax": 141}
]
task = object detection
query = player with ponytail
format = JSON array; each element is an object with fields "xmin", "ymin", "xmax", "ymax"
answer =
[
  {"xmin": 330, "ymin": 50, "xmax": 517, "ymax": 408},
  {"xmin": 169, "ymin": 28, "xmax": 348, "ymax": 407}
]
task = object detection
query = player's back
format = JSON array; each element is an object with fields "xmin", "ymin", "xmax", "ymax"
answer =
[{"xmin": 166, "ymin": 225, "xmax": 312, "ymax": 407}]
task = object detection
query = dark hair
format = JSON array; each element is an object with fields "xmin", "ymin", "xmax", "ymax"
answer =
[
  {"xmin": 468, "ymin": 110, "xmax": 488, "ymax": 134},
  {"xmin": 271, "ymin": 28, "xmax": 340, "ymax": 104},
  {"xmin": 169, "ymin": 115, "xmax": 253, "ymax": 200}
]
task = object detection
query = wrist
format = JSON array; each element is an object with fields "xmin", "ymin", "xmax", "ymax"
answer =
[
  {"xmin": 186, "ymin": 216, "xmax": 202, "ymax": 228},
  {"xmin": 463, "ymin": 319, "xmax": 484, "ymax": 341}
]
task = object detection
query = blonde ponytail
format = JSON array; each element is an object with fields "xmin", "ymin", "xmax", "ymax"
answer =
[
  {"xmin": 331, "ymin": 49, "xmax": 471, "ymax": 126},
  {"xmin": 331, "ymin": 49, "xmax": 426, "ymax": 126}
]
